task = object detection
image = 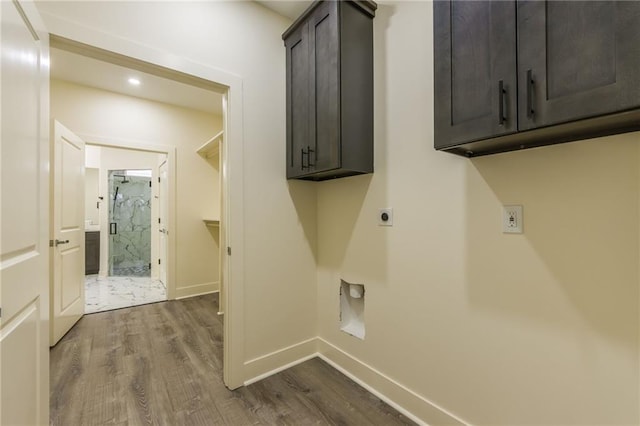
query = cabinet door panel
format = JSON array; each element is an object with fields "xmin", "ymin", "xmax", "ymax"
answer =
[
  {"xmin": 309, "ymin": 1, "xmax": 340, "ymax": 171},
  {"xmin": 518, "ymin": 0, "xmax": 640, "ymax": 130},
  {"xmin": 434, "ymin": 0, "xmax": 517, "ymax": 149},
  {"xmin": 285, "ymin": 25, "xmax": 310, "ymax": 178}
]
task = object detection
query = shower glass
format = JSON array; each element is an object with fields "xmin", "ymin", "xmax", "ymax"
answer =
[{"xmin": 108, "ymin": 170, "xmax": 152, "ymax": 276}]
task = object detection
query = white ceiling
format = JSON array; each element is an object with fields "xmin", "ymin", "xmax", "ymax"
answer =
[
  {"xmin": 50, "ymin": 48, "xmax": 223, "ymax": 115},
  {"xmin": 256, "ymin": 1, "xmax": 313, "ymax": 20},
  {"xmin": 50, "ymin": 1, "xmax": 315, "ymax": 115}
]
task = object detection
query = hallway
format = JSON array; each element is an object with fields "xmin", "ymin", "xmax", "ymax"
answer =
[{"xmin": 50, "ymin": 294, "xmax": 414, "ymax": 425}]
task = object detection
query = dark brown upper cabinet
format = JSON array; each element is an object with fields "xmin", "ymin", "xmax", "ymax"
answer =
[
  {"xmin": 283, "ymin": 0, "xmax": 376, "ymax": 180},
  {"xmin": 434, "ymin": 0, "xmax": 640, "ymax": 157}
]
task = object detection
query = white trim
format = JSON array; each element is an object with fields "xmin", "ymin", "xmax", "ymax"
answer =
[
  {"xmin": 174, "ymin": 281, "xmax": 220, "ymax": 300},
  {"xmin": 244, "ymin": 353, "xmax": 318, "ymax": 386},
  {"xmin": 316, "ymin": 338, "xmax": 471, "ymax": 426},
  {"xmin": 42, "ymin": 14, "xmax": 246, "ymax": 389},
  {"xmin": 241, "ymin": 336, "xmax": 469, "ymax": 426},
  {"xmin": 243, "ymin": 337, "xmax": 318, "ymax": 385}
]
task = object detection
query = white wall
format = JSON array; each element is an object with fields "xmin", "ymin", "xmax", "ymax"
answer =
[
  {"xmin": 316, "ymin": 2, "xmax": 639, "ymax": 425},
  {"xmin": 52, "ymin": 79, "xmax": 222, "ymax": 297},
  {"xmin": 38, "ymin": 1, "xmax": 318, "ymax": 380}
]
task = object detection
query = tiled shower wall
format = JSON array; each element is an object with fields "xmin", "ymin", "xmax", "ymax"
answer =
[{"xmin": 108, "ymin": 171, "xmax": 152, "ymax": 276}]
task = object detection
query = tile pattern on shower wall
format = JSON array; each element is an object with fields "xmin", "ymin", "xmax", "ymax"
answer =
[{"xmin": 108, "ymin": 171, "xmax": 152, "ymax": 276}]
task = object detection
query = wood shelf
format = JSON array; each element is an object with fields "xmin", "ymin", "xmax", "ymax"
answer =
[{"xmin": 196, "ymin": 130, "xmax": 223, "ymax": 159}]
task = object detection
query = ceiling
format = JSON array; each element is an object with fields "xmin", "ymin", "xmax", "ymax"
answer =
[
  {"xmin": 49, "ymin": 1, "xmax": 315, "ymax": 115},
  {"xmin": 256, "ymin": 1, "xmax": 313, "ymax": 20},
  {"xmin": 50, "ymin": 48, "xmax": 223, "ymax": 115}
]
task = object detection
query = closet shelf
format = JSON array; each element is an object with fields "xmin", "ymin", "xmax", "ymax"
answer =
[
  {"xmin": 196, "ymin": 130, "xmax": 223, "ymax": 159},
  {"xmin": 203, "ymin": 219, "xmax": 220, "ymax": 227}
]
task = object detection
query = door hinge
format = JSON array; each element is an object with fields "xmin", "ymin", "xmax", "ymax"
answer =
[
  {"xmin": 148, "ymin": 262, "xmax": 151, "ymax": 269},
  {"xmin": 158, "ymin": 177, "xmax": 160, "ymax": 183},
  {"xmin": 227, "ymin": 246, "xmax": 231, "ymax": 256},
  {"xmin": 158, "ymin": 218, "xmax": 161, "ymax": 224},
  {"xmin": 0, "ymin": 307, "xmax": 2, "ymax": 318},
  {"xmin": 158, "ymin": 259, "xmax": 161, "ymax": 265},
  {"xmin": 149, "ymin": 181, "xmax": 152, "ymax": 187},
  {"xmin": 49, "ymin": 240, "xmax": 54, "ymax": 247}
]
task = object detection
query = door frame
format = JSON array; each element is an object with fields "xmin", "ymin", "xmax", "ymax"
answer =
[
  {"xmin": 48, "ymin": 30, "xmax": 245, "ymax": 389},
  {"xmin": 157, "ymin": 158, "xmax": 169, "ymax": 287}
]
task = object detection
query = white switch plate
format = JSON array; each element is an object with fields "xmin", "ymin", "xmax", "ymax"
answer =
[
  {"xmin": 502, "ymin": 205, "xmax": 523, "ymax": 234},
  {"xmin": 378, "ymin": 208, "xmax": 393, "ymax": 226}
]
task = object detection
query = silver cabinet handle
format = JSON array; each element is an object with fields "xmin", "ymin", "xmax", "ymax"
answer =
[{"xmin": 55, "ymin": 239, "xmax": 69, "ymax": 246}]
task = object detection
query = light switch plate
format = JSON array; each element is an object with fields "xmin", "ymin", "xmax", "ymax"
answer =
[{"xmin": 502, "ymin": 205, "xmax": 523, "ymax": 234}]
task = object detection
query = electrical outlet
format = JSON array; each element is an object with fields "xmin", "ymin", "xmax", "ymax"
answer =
[
  {"xmin": 378, "ymin": 208, "xmax": 393, "ymax": 226},
  {"xmin": 502, "ymin": 205, "xmax": 523, "ymax": 234}
]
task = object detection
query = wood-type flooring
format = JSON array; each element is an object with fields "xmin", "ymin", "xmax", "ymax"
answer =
[{"xmin": 50, "ymin": 294, "xmax": 415, "ymax": 425}]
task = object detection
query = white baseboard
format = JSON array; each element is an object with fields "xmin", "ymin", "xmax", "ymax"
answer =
[
  {"xmin": 316, "ymin": 338, "xmax": 469, "ymax": 426},
  {"xmin": 240, "ymin": 336, "xmax": 468, "ymax": 426},
  {"xmin": 243, "ymin": 337, "xmax": 318, "ymax": 385},
  {"xmin": 174, "ymin": 281, "xmax": 219, "ymax": 300}
]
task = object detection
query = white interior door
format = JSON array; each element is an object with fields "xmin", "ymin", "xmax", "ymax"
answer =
[
  {"xmin": 51, "ymin": 121, "xmax": 85, "ymax": 345},
  {"xmin": 0, "ymin": 1, "xmax": 50, "ymax": 424},
  {"xmin": 158, "ymin": 159, "xmax": 168, "ymax": 286}
]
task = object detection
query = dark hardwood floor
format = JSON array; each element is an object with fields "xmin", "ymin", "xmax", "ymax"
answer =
[{"xmin": 50, "ymin": 294, "xmax": 415, "ymax": 425}]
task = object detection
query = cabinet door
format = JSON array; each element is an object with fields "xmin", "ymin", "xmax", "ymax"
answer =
[
  {"xmin": 285, "ymin": 23, "xmax": 311, "ymax": 178},
  {"xmin": 434, "ymin": 1, "xmax": 517, "ymax": 149},
  {"xmin": 85, "ymin": 231, "xmax": 99, "ymax": 275},
  {"xmin": 518, "ymin": 0, "xmax": 640, "ymax": 130},
  {"xmin": 309, "ymin": 1, "xmax": 340, "ymax": 172}
]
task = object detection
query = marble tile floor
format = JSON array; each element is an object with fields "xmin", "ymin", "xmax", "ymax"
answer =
[{"xmin": 85, "ymin": 275, "xmax": 167, "ymax": 314}]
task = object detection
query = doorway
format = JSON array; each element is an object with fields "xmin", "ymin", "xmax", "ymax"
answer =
[
  {"xmin": 50, "ymin": 33, "xmax": 244, "ymax": 389},
  {"xmin": 83, "ymin": 145, "xmax": 170, "ymax": 314}
]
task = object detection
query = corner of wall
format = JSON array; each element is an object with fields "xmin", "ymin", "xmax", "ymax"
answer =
[{"xmin": 316, "ymin": 338, "xmax": 469, "ymax": 426}]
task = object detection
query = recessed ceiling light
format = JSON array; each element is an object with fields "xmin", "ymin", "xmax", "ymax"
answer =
[{"xmin": 128, "ymin": 77, "xmax": 141, "ymax": 86}]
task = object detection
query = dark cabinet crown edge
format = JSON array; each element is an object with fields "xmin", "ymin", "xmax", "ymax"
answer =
[{"xmin": 282, "ymin": 0, "xmax": 377, "ymax": 40}]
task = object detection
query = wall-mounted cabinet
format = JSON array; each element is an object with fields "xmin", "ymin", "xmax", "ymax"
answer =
[
  {"xmin": 283, "ymin": 0, "xmax": 376, "ymax": 180},
  {"xmin": 434, "ymin": 0, "xmax": 640, "ymax": 157}
]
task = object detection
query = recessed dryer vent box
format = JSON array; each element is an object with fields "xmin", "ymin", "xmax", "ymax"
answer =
[{"xmin": 340, "ymin": 280, "xmax": 365, "ymax": 340}]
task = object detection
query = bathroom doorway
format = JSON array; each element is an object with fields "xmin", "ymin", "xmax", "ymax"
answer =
[{"xmin": 83, "ymin": 145, "xmax": 169, "ymax": 314}]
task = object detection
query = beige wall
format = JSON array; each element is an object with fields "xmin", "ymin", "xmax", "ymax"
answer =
[
  {"xmin": 52, "ymin": 79, "xmax": 222, "ymax": 296},
  {"xmin": 84, "ymin": 167, "xmax": 99, "ymax": 226},
  {"xmin": 40, "ymin": 1, "xmax": 639, "ymax": 423},
  {"xmin": 317, "ymin": 2, "xmax": 639, "ymax": 425}
]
